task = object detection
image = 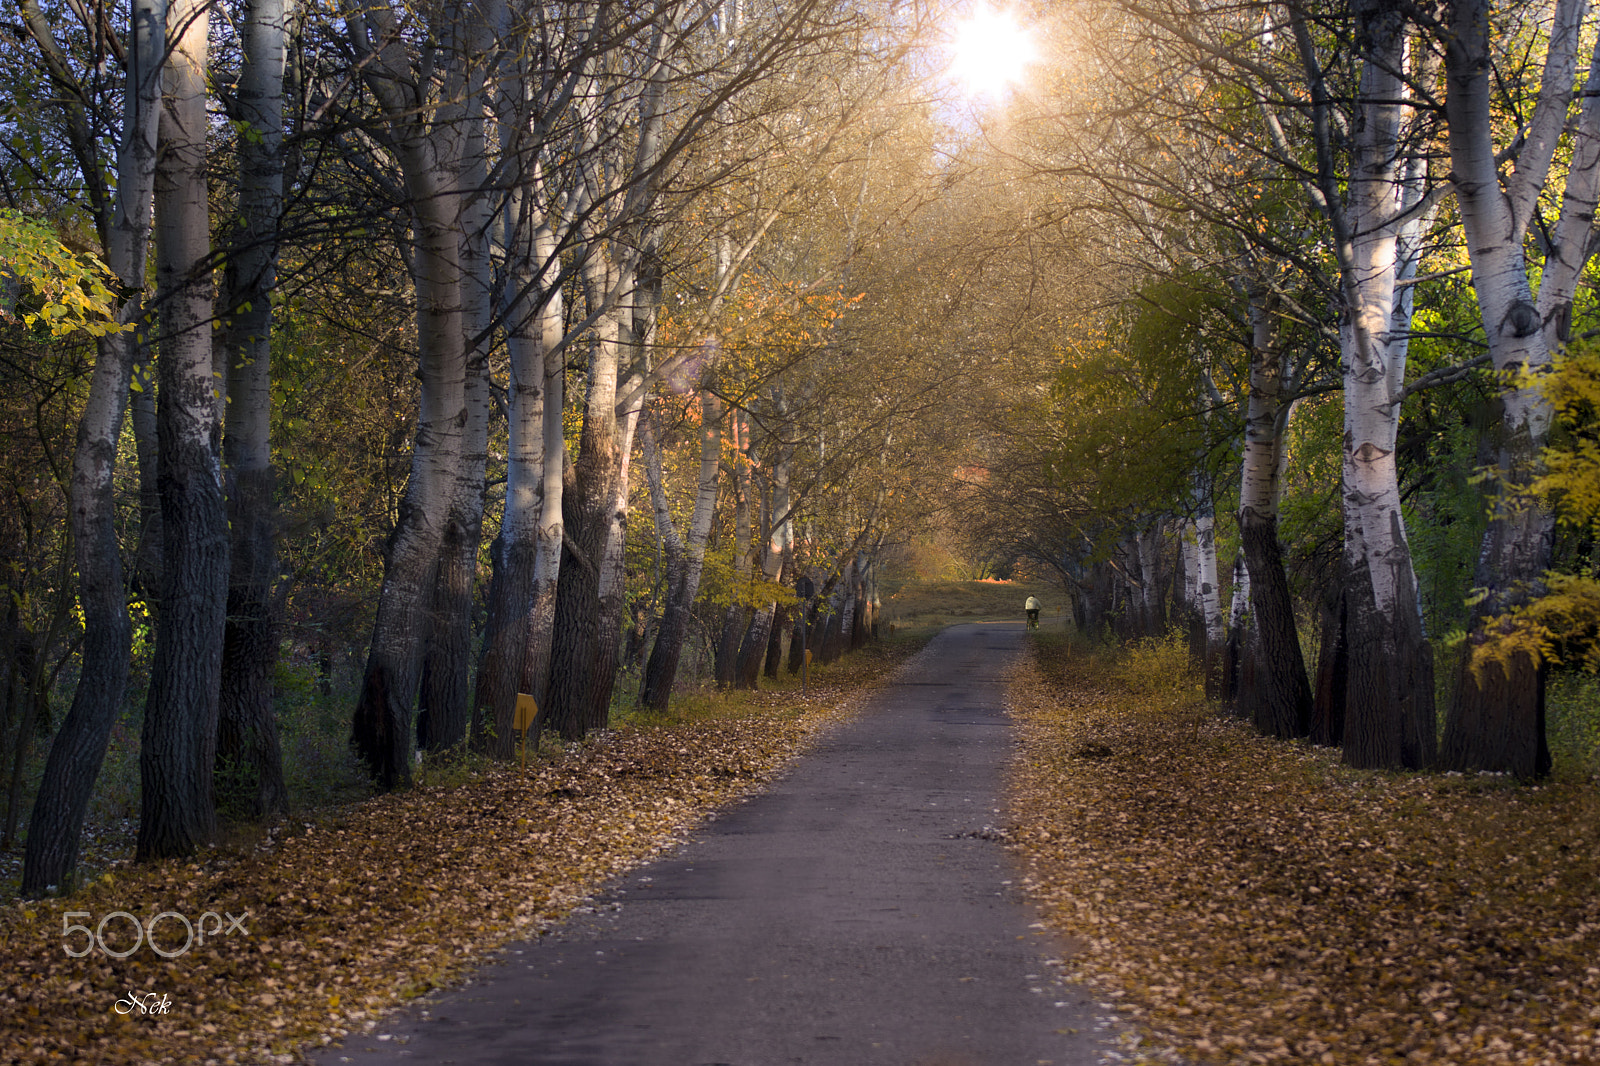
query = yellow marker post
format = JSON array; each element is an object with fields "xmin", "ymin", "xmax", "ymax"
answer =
[{"xmin": 514, "ymin": 693, "xmax": 539, "ymax": 769}]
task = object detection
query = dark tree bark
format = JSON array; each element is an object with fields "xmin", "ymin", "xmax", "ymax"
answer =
[
  {"xmin": 1310, "ymin": 585, "xmax": 1347, "ymax": 748},
  {"xmin": 1440, "ymin": 407, "xmax": 1554, "ymax": 777},
  {"xmin": 763, "ymin": 601, "xmax": 788, "ymax": 679},
  {"xmin": 473, "ymin": 530, "xmax": 538, "ymax": 758},
  {"xmin": 19, "ymin": 0, "xmax": 163, "ymax": 894},
  {"xmin": 1240, "ymin": 513, "xmax": 1312, "ymax": 738},
  {"xmin": 1342, "ymin": 524, "xmax": 1435, "ymax": 770},
  {"xmin": 1442, "ymin": 654, "xmax": 1549, "ymax": 777},
  {"xmin": 3, "ymin": 629, "xmax": 39, "ymax": 849},
  {"xmin": 544, "ymin": 451, "xmax": 616, "ymax": 739},
  {"xmin": 137, "ymin": 0, "xmax": 229, "ymax": 862},
  {"xmin": 215, "ymin": 0, "xmax": 292, "ymax": 821},
  {"xmin": 818, "ymin": 574, "xmax": 849, "ymax": 664},
  {"xmin": 542, "ymin": 298, "xmax": 625, "ymax": 739},
  {"xmin": 417, "ymin": 505, "xmax": 480, "ymax": 753},
  {"xmin": 130, "ymin": 344, "xmax": 162, "ymax": 598},
  {"xmin": 787, "ymin": 591, "xmax": 823, "ymax": 674},
  {"xmin": 640, "ymin": 393, "xmax": 722, "ymax": 711},
  {"xmin": 346, "ymin": 5, "xmax": 471, "ymax": 788}
]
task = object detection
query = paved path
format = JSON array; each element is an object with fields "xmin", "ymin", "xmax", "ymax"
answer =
[{"xmin": 314, "ymin": 623, "xmax": 1107, "ymax": 1066}]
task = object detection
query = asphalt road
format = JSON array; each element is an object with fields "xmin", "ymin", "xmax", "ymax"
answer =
[{"xmin": 312, "ymin": 623, "xmax": 1108, "ymax": 1066}]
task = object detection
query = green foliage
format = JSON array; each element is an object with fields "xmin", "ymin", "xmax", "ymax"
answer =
[
  {"xmin": 1404, "ymin": 417, "xmax": 1487, "ymax": 637},
  {"xmin": 271, "ymin": 657, "xmax": 371, "ymax": 810},
  {"xmin": 0, "ymin": 210, "xmax": 124, "ymax": 337},
  {"xmin": 1277, "ymin": 392, "xmax": 1344, "ymax": 594},
  {"xmin": 1547, "ymin": 671, "xmax": 1600, "ymax": 779}
]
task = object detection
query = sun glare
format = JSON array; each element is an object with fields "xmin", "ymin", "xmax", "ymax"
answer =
[{"xmin": 947, "ymin": 6, "xmax": 1038, "ymax": 100}]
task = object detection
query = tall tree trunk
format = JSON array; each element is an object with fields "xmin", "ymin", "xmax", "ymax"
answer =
[
  {"xmin": 543, "ymin": 257, "xmax": 626, "ymax": 739},
  {"xmin": 1136, "ymin": 524, "xmax": 1163, "ymax": 638},
  {"xmin": 583, "ymin": 246, "xmax": 661, "ymax": 723},
  {"xmin": 640, "ymin": 391, "xmax": 721, "ymax": 710},
  {"xmin": 543, "ymin": 21, "xmax": 669, "ymax": 738},
  {"xmin": 820, "ymin": 559, "xmax": 853, "ymax": 664},
  {"xmin": 522, "ymin": 257, "xmax": 568, "ymax": 715},
  {"xmin": 139, "ymin": 0, "xmax": 228, "ymax": 860},
  {"xmin": 131, "ymin": 343, "xmax": 162, "ymax": 598},
  {"xmin": 715, "ymin": 410, "xmax": 754, "ymax": 687},
  {"xmin": 347, "ymin": 9, "xmax": 469, "ymax": 789},
  {"xmin": 21, "ymin": 0, "xmax": 164, "ymax": 894},
  {"xmin": 791, "ymin": 569, "xmax": 829, "ymax": 674},
  {"xmin": 1222, "ymin": 551, "xmax": 1250, "ymax": 705},
  {"xmin": 1180, "ymin": 517, "xmax": 1201, "ymax": 651},
  {"xmin": 764, "ymin": 598, "xmax": 788, "ymax": 679},
  {"xmin": 587, "ymin": 356, "xmax": 647, "ymax": 729},
  {"xmin": 737, "ymin": 440, "xmax": 791, "ymax": 687},
  {"xmin": 1309, "ymin": 3, "xmax": 1434, "ymax": 770},
  {"xmin": 1311, "ymin": 584, "xmax": 1348, "ymax": 748},
  {"xmin": 420, "ymin": 37, "xmax": 493, "ymax": 754},
  {"xmin": 3, "ymin": 630, "xmax": 38, "ymax": 850},
  {"xmin": 472, "ymin": 194, "xmax": 555, "ymax": 757},
  {"xmin": 1440, "ymin": 0, "xmax": 1600, "ymax": 777},
  {"xmin": 1191, "ymin": 506, "xmax": 1223, "ymax": 699},
  {"xmin": 1238, "ymin": 287, "xmax": 1311, "ymax": 739},
  {"xmin": 216, "ymin": 0, "xmax": 293, "ymax": 822}
]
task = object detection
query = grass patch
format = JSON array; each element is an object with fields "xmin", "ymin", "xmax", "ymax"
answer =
[
  {"xmin": 882, "ymin": 577, "xmax": 1063, "ymax": 639},
  {"xmin": 1008, "ymin": 636, "xmax": 1600, "ymax": 1066}
]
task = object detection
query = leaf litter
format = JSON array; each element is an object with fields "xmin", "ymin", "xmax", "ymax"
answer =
[
  {"xmin": 1006, "ymin": 638, "xmax": 1600, "ymax": 1066},
  {"xmin": 0, "ymin": 643, "xmax": 914, "ymax": 1066}
]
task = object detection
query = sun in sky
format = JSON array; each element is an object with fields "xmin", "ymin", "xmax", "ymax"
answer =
[{"xmin": 946, "ymin": 6, "xmax": 1039, "ymax": 100}]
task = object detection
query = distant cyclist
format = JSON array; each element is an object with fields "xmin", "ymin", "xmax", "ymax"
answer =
[{"xmin": 1024, "ymin": 595, "xmax": 1041, "ymax": 629}]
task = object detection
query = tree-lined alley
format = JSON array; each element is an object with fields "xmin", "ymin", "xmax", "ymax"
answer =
[{"xmin": 2, "ymin": 0, "xmax": 1599, "ymax": 965}]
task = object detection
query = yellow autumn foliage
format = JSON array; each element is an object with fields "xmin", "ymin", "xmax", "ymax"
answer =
[
  {"xmin": 1535, "ymin": 343, "xmax": 1600, "ymax": 529},
  {"xmin": 0, "ymin": 210, "xmax": 126, "ymax": 338},
  {"xmin": 1467, "ymin": 344, "xmax": 1600, "ymax": 673}
]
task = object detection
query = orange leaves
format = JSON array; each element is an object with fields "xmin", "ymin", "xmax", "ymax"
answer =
[
  {"xmin": 0, "ymin": 643, "xmax": 917, "ymax": 1065},
  {"xmin": 1007, "ymin": 643, "xmax": 1600, "ymax": 1066}
]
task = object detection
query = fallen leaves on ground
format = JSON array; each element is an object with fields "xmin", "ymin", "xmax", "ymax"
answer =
[
  {"xmin": 0, "ymin": 642, "xmax": 919, "ymax": 1066},
  {"xmin": 1007, "ymin": 640, "xmax": 1600, "ymax": 1066}
]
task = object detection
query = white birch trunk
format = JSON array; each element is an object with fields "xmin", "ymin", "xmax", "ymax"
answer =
[
  {"xmin": 1332, "ymin": 11, "xmax": 1435, "ymax": 770},
  {"xmin": 737, "ymin": 430, "xmax": 791, "ymax": 686},
  {"xmin": 472, "ymin": 178, "xmax": 556, "ymax": 755},
  {"xmin": 1137, "ymin": 525, "xmax": 1161, "ymax": 637},
  {"xmin": 420, "ymin": 25, "xmax": 494, "ymax": 752},
  {"xmin": 347, "ymin": 0, "xmax": 468, "ymax": 788},
  {"xmin": 716, "ymin": 409, "xmax": 755, "ymax": 685}
]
